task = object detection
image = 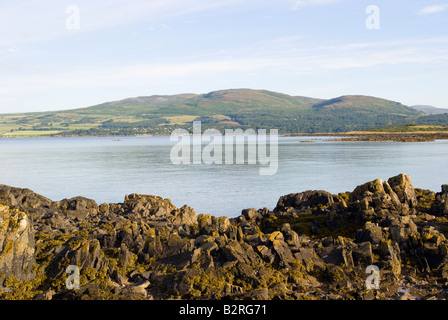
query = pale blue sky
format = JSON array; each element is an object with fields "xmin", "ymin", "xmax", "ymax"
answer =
[{"xmin": 0, "ymin": 0, "xmax": 447, "ymax": 113}]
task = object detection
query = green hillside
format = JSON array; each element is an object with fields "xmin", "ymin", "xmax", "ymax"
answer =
[{"xmin": 0, "ymin": 88, "xmax": 435, "ymax": 137}]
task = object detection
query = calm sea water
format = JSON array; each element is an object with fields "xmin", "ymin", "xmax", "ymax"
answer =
[{"xmin": 0, "ymin": 136, "xmax": 447, "ymax": 217}]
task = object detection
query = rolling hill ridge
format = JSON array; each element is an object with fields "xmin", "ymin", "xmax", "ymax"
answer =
[{"xmin": 0, "ymin": 89, "xmax": 445, "ymax": 137}]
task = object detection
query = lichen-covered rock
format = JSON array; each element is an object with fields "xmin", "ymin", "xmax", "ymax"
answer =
[
  {"xmin": 270, "ymin": 234, "xmax": 295, "ymax": 266},
  {"xmin": 46, "ymin": 237, "xmax": 108, "ymax": 281},
  {"xmin": 0, "ymin": 204, "xmax": 36, "ymax": 285}
]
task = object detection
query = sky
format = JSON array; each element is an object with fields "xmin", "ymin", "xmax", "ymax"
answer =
[{"xmin": 0, "ymin": 0, "xmax": 447, "ymax": 113}]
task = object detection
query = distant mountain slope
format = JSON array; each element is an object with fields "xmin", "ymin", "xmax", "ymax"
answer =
[
  {"xmin": 0, "ymin": 88, "xmax": 437, "ymax": 137},
  {"xmin": 411, "ymin": 105, "xmax": 448, "ymax": 115}
]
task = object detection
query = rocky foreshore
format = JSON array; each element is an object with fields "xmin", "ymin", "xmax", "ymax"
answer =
[
  {"xmin": 1, "ymin": 174, "xmax": 448, "ymax": 300},
  {"xmin": 286, "ymin": 132, "xmax": 448, "ymax": 142}
]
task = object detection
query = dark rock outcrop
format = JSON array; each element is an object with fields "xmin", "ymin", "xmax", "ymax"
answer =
[{"xmin": 2, "ymin": 173, "xmax": 448, "ymax": 300}]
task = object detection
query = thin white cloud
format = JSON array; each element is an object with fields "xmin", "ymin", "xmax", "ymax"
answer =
[
  {"xmin": 419, "ymin": 4, "xmax": 447, "ymax": 15},
  {"xmin": 292, "ymin": 0, "xmax": 340, "ymax": 10}
]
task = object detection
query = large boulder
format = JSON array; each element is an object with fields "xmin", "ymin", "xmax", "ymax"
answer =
[
  {"xmin": 275, "ymin": 190, "xmax": 336, "ymax": 215},
  {"xmin": 55, "ymin": 196, "xmax": 99, "ymax": 222},
  {"xmin": 387, "ymin": 174, "xmax": 418, "ymax": 209},
  {"xmin": 122, "ymin": 194, "xmax": 197, "ymax": 225},
  {"xmin": 349, "ymin": 175, "xmax": 417, "ymax": 219},
  {"xmin": 0, "ymin": 185, "xmax": 52, "ymax": 219},
  {"xmin": 0, "ymin": 204, "xmax": 36, "ymax": 285},
  {"xmin": 46, "ymin": 237, "xmax": 108, "ymax": 281},
  {"xmin": 350, "ymin": 178, "xmax": 387, "ymax": 202},
  {"xmin": 349, "ymin": 179, "xmax": 401, "ymax": 219}
]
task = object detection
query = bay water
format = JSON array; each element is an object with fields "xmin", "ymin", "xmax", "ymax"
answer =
[{"xmin": 0, "ymin": 136, "xmax": 447, "ymax": 217}]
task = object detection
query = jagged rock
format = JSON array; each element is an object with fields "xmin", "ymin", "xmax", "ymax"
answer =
[
  {"xmin": 197, "ymin": 214, "xmax": 232, "ymax": 236},
  {"xmin": 388, "ymin": 174, "xmax": 418, "ymax": 209},
  {"xmin": 379, "ymin": 240, "xmax": 401, "ymax": 278},
  {"xmin": 388, "ymin": 216, "xmax": 420, "ymax": 249},
  {"xmin": 52, "ymin": 282, "xmax": 147, "ymax": 300},
  {"xmin": 197, "ymin": 213, "xmax": 212, "ymax": 230},
  {"xmin": 351, "ymin": 179, "xmax": 387, "ymax": 202},
  {"xmin": 200, "ymin": 241, "xmax": 218, "ymax": 253},
  {"xmin": 42, "ymin": 211, "xmax": 78, "ymax": 234},
  {"xmin": 242, "ymin": 208, "xmax": 261, "ymax": 221},
  {"xmin": 268, "ymin": 231, "xmax": 295, "ymax": 266},
  {"xmin": 118, "ymin": 243, "xmax": 134, "ymax": 268},
  {"xmin": 281, "ymin": 223, "xmax": 301, "ymax": 251},
  {"xmin": 342, "ymin": 245, "xmax": 355, "ymax": 268},
  {"xmin": 123, "ymin": 194, "xmax": 197, "ymax": 225},
  {"xmin": 351, "ymin": 242, "xmax": 374, "ymax": 267},
  {"xmin": 223, "ymin": 283, "xmax": 244, "ymax": 296},
  {"xmin": 47, "ymin": 237, "xmax": 107, "ymax": 279},
  {"xmin": 275, "ymin": 190, "xmax": 336, "ymax": 215},
  {"xmin": 383, "ymin": 181, "xmax": 403, "ymax": 210},
  {"xmin": 217, "ymin": 216, "xmax": 231, "ymax": 234},
  {"xmin": 0, "ymin": 185, "xmax": 52, "ymax": 219},
  {"xmin": 99, "ymin": 203, "xmax": 110, "ymax": 214},
  {"xmin": 350, "ymin": 178, "xmax": 406, "ymax": 219},
  {"xmin": 0, "ymin": 205, "xmax": 36, "ymax": 284},
  {"xmin": 356, "ymin": 221, "xmax": 383, "ymax": 245},
  {"xmin": 442, "ymin": 185, "xmax": 448, "ymax": 194},
  {"xmin": 256, "ymin": 245, "xmax": 275, "ymax": 263},
  {"xmin": 432, "ymin": 186, "xmax": 448, "ymax": 216},
  {"xmin": 419, "ymin": 227, "xmax": 448, "ymax": 269},
  {"xmin": 56, "ymin": 196, "xmax": 99, "ymax": 221},
  {"xmin": 222, "ymin": 240, "xmax": 259, "ymax": 265},
  {"xmin": 173, "ymin": 205, "xmax": 198, "ymax": 226}
]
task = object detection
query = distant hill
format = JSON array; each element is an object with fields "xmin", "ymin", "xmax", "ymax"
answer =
[
  {"xmin": 0, "ymin": 88, "xmax": 441, "ymax": 137},
  {"xmin": 411, "ymin": 105, "xmax": 448, "ymax": 115}
]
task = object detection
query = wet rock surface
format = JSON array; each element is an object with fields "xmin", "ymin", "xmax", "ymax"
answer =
[{"xmin": 1, "ymin": 173, "xmax": 448, "ymax": 300}]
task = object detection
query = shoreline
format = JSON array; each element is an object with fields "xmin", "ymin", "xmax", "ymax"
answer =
[{"xmin": 2, "ymin": 131, "xmax": 448, "ymax": 142}]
